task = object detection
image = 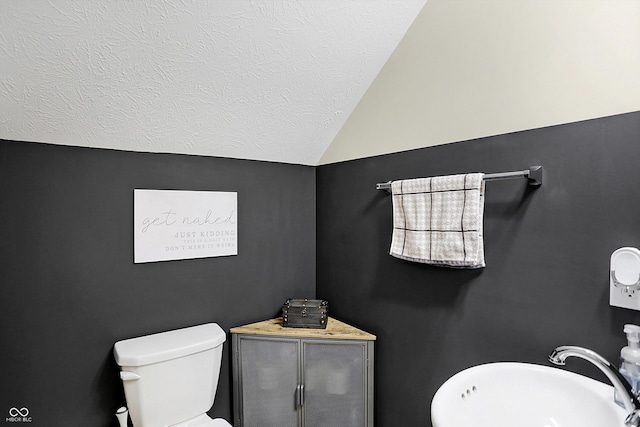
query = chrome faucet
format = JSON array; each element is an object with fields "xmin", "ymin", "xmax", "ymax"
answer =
[{"xmin": 549, "ymin": 345, "xmax": 640, "ymax": 427}]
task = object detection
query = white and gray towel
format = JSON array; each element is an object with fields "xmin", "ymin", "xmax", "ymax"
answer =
[{"xmin": 389, "ymin": 173, "xmax": 486, "ymax": 268}]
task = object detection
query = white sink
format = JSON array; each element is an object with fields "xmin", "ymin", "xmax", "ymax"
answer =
[{"xmin": 431, "ymin": 362, "xmax": 627, "ymax": 427}]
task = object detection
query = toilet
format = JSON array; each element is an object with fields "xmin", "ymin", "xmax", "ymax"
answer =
[{"xmin": 113, "ymin": 323, "xmax": 232, "ymax": 427}]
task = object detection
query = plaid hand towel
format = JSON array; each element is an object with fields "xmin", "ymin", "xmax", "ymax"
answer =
[{"xmin": 390, "ymin": 173, "xmax": 485, "ymax": 268}]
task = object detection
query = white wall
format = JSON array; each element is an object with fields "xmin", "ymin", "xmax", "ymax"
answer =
[{"xmin": 319, "ymin": 0, "xmax": 640, "ymax": 164}]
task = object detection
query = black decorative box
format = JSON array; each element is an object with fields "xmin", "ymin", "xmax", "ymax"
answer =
[{"xmin": 282, "ymin": 298, "xmax": 328, "ymax": 329}]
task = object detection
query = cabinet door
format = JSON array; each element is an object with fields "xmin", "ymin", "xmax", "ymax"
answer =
[
  {"xmin": 237, "ymin": 336, "xmax": 300, "ymax": 427},
  {"xmin": 302, "ymin": 340, "xmax": 370, "ymax": 427}
]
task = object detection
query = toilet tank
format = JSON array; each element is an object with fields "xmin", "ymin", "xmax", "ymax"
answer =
[{"xmin": 114, "ymin": 323, "xmax": 226, "ymax": 427}]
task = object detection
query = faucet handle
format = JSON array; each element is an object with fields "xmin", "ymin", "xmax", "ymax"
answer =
[{"xmin": 626, "ymin": 410, "xmax": 640, "ymax": 427}]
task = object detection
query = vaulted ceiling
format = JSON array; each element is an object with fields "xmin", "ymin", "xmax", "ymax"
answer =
[
  {"xmin": 2, "ymin": 1, "xmax": 639, "ymax": 166},
  {"xmin": 0, "ymin": 0, "xmax": 426, "ymax": 165}
]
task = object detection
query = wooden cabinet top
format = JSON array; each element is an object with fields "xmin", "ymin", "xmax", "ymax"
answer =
[{"xmin": 231, "ymin": 317, "xmax": 376, "ymax": 341}]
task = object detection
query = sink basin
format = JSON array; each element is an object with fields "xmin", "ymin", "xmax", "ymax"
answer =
[{"xmin": 431, "ymin": 362, "xmax": 627, "ymax": 427}]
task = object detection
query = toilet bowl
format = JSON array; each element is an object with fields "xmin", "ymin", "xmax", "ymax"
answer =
[{"xmin": 114, "ymin": 323, "xmax": 232, "ymax": 427}]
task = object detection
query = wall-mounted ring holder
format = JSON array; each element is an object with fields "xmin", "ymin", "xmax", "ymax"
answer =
[{"xmin": 610, "ymin": 247, "xmax": 640, "ymax": 310}]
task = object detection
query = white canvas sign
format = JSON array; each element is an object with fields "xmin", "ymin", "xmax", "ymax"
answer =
[{"xmin": 134, "ymin": 189, "xmax": 237, "ymax": 263}]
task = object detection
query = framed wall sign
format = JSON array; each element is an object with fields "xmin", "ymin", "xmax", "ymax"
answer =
[{"xmin": 134, "ymin": 189, "xmax": 237, "ymax": 263}]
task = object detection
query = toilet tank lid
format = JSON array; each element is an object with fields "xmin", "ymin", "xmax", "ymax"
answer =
[{"xmin": 114, "ymin": 323, "xmax": 226, "ymax": 367}]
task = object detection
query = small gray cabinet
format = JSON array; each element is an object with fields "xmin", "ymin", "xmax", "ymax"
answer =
[{"xmin": 231, "ymin": 317, "xmax": 375, "ymax": 427}]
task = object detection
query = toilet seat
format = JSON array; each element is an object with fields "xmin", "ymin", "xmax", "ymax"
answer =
[{"xmin": 170, "ymin": 414, "xmax": 232, "ymax": 427}]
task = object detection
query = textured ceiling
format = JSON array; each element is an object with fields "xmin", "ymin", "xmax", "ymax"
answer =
[{"xmin": 0, "ymin": 0, "xmax": 426, "ymax": 166}]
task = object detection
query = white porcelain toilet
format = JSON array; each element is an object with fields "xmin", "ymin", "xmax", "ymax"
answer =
[{"xmin": 113, "ymin": 323, "xmax": 232, "ymax": 427}]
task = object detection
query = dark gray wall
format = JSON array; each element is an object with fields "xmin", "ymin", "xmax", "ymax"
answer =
[
  {"xmin": 0, "ymin": 140, "xmax": 316, "ymax": 426},
  {"xmin": 316, "ymin": 111, "xmax": 640, "ymax": 426},
  {"xmin": 3, "ymin": 111, "xmax": 640, "ymax": 427}
]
